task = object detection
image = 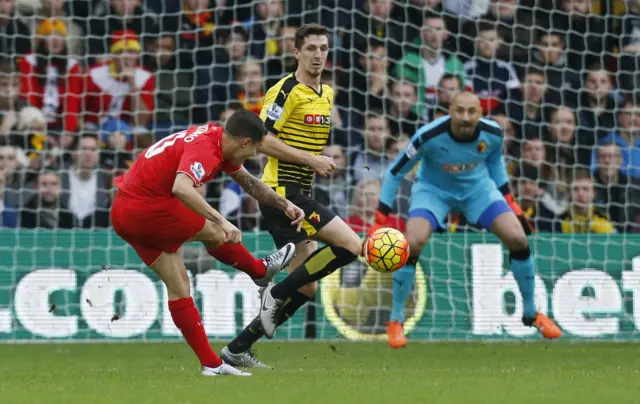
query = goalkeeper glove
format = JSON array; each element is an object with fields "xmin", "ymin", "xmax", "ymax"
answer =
[{"xmin": 503, "ymin": 191, "xmax": 532, "ymax": 235}]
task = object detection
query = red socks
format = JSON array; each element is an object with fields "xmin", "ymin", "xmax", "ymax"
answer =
[
  {"xmin": 207, "ymin": 242, "xmax": 267, "ymax": 279},
  {"xmin": 169, "ymin": 297, "xmax": 222, "ymax": 368}
]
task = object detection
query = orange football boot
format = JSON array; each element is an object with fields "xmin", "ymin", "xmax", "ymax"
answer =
[
  {"xmin": 534, "ymin": 313, "xmax": 562, "ymax": 339},
  {"xmin": 387, "ymin": 321, "xmax": 407, "ymax": 348}
]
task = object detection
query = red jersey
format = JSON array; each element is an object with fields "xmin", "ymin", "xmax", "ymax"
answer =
[
  {"xmin": 19, "ymin": 53, "xmax": 82, "ymax": 132},
  {"xmin": 84, "ymin": 63, "xmax": 155, "ymax": 126},
  {"xmin": 115, "ymin": 123, "xmax": 241, "ymax": 199}
]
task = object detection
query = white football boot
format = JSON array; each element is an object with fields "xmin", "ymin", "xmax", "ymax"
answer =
[
  {"xmin": 258, "ymin": 283, "xmax": 282, "ymax": 339},
  {"xmin": 220, "ymin": 346, "xmax": 271, "ymax": 369},
  {"xmin": 253, "ymin": 243, "xmax": 296, "ymax": 287},
  {"xmin": 201, "ymin": 363, "xmax": 252, "ymax": 376}
]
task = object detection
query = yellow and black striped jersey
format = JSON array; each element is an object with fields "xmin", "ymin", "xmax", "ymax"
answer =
[{"xmin": 260, "ymin": 73, "xmax": 334, "ymax": 192}]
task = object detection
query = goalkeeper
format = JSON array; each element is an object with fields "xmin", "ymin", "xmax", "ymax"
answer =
[{"xmin": 372, "ymin": 92, "xmax": 562, "ymax": 348}]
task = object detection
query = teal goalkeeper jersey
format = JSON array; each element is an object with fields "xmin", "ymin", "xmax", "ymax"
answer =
[{"xmin": 380, "ymin": 115, "xmax": 508, "ymax": 209}]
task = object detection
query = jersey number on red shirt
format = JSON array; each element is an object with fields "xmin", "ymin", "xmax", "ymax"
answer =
[{"xmin": 145, "ymin": 124, "xmax": 210, "ymax": 159}]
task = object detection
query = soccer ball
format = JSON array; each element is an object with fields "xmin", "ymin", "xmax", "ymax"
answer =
[{"xmin": 364, "ymin": 228, "xmax": 410, "ymax": 273}]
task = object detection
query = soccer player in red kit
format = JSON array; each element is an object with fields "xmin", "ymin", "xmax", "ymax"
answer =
[{"xmin": 111, "ymin": 109, "xmax": 303, "ymax": 377}]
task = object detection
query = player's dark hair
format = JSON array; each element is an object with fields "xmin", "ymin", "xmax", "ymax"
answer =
[
  {"xmin": 536, "ymin": 29, "xmax": 564, "ymax": 44},
  {"xmin": 423, "ymin": 10, "xmax": 443, "ymax": 23},
  {"xmin": 477, "ymin": 20, "xmax": 497, "ymax": 34},
  {"xmin": 294, "ymin": 23, "xmax": 329, "ymax": 49},
  {"xmin": 573, "ymin": 168, "xmax": 593, "ymax": 183},
  {"xmin": 225, "ymin": 108, "xmax": 267, "ymax": 142},
  {"xmin": 438, "ymin": 73, "xmax": 463, "ymax": 89},
  {"xmin": 523, "ymin": 66, "xmax": 546, "ymax": 81}
]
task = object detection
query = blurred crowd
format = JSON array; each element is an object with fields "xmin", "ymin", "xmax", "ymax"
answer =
[{"xmin": 0, "ymin": 0, "xmax": 639, "ymax": 234}]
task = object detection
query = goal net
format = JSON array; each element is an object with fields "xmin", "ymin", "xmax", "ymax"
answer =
[{"xmin": 1, "ymin": 0, "xmax": 640, "ymax": 342}]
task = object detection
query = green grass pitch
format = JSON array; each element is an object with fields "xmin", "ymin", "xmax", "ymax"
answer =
[{"xmin": 1, "ymin": 341, "xmax": 638, "ymax": 403}]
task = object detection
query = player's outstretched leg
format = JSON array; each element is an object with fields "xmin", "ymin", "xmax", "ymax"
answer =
[
  {"xmin": 205, "ymin": 240, "xmax": 296, "ymax": 286},
  {"xmin": 388, "ymin": 212, "xmax": 433, "ymax": 348},
  {"xmin": 151, "ymin": 251, "xmax": 251, "ymax": 376},
  {"xmin": 259, "ymin": 218, "xmax": 362, "ymax": 338},
  {"xmin": 222, "ymin": 240, "xmax": 317, "ymax": 369},
  {"xmin": 489, "ymin": 210, "xmax": 562, "ymax": 339}
]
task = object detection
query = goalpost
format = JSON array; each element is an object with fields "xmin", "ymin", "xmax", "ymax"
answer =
[{"xmin": 1, "ymin": 0, "xmax": 639, "ymax": 342}]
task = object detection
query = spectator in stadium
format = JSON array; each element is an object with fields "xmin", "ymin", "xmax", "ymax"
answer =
[
  {"xmin": 617, "ymin": 0, "xmax": 640, "ymax": 95},
  {"xmin": 0, "ymin": 0, "xmax": 31, "ymax": 62},
  {"xmin": 21, "ymin": 170, "xmax": 74, "ymax": 228},
  {"xmin": 514, "ymin": 164, "xmax": 558, "ymax": 233},
  {"xmin": 546, "ymin": 0, "xmax": 609, "ymax": 74},
  {"xmin": 590, "ymin": 99, "xmax": 640, "ymax": 178},
  {"xmin": 593, "ymin": 142, "xmax": 640, "ymax": 232},
  {"xmin": 386, "ymin": 80, "xmax": 419, "ymax": 137},
  {"xmin": 19, "ymin": 19, "xmax": 82, "ymax": 134},
  {"xmin": 344, "ymin": 179, "xmax": 405, "ymax": 233},
  {"xmin": 88, "ymin": 0, "xmax": 158, "ymax": 64},
  {"xmin": 394, "ymin": 12, "xmax": 465, "ymax": 120},
  {"xmin": 60, "ymin": 134, "xmax": 111, "ymax": 228},
  {"xmin": 427, "ymin": 73, "xmax": 463, "ymax": 121},
  {"xmin": 557, "ymin": 170, "xmax": 615, "ymax": 234},
  {"xmin": 532, "ymin": 30, "xmax": 580, "ymax": 106},
  {"xmin": 172, "ymin": 0, "xmax": 218, "ymax": 68},
  {"xmin": 265, "ymin": 24, "xmax": 298, "ymax": 88},
  {"xmin": 0, "ymin": 60, "xmax": 30, "ymax": 135},
  {"xmin": 144, "ymin": 34, "xmax": 191, "ymax": 139},
  {"xmin": 518, "ymin": 135, "xmax": 569, "ymax": 216},
  {"xmin": 0, "ymin": 145, "xmax": 24, "ymax": 207},
  {"xmin": 547, "ymin": 105, "xmax": 595, "ymax": 174},
  {"xmin": 577, "ymin": 63, "xmax": 617, "ymax": 141},
  {"xmin": 336, "ymin": 39, "xmax": 387, "ymax": 133},
  {"xmin": 506, "ymin": 67, "xmax": 548, "ymax": 140},
  {"xmin": 0, "ymin": 168, "xmax": 17, "ymax": 227},
  {"xmin": 236, "ymin": 58, "xmax": 264, "ymax": 115},
  {"xmin": 99, "ymin": 120, "xmax": 133, "ymax": 175},
  {"xmin": 464, "ymin": 21, "xmax": 520, "ymax": 115},
  {"xmin": 312, "ymin": 144, "xmax": 350, "ymax": 219},
  {"xmin": 246, "ymin": 0, "xmax": 285, "ymax": 60},
  {"xmin": 339, "ymin": 0, "xmax": 406, "ymax": 70},
  {"xmin": 350, "ymin": 112, "xmax": 391, "ymax": 183},
  {"xmin": 32, "ymin": 0, "xmax": 84, "ymax": 57},
  {"xmin": 460, "ymin": 0, "xmax": 537, "ymax": 62},
  {"xmin": 84, "ymin": 31, "xmax": 155, "ymax": 133},
  {"xmin": 491, "ymin": 113, "xmax": 518, "ymax": 163},
  {"xmin": 194, "ymin": 24, "xmax": 249, "ymax": 122}
]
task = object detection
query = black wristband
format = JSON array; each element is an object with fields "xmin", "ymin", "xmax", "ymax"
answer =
[{"xmin": 378, "ymin": 202, "xmax": 392, "ymax": 216}]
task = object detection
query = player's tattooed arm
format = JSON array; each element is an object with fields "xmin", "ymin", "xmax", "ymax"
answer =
[{"xmin": 230, "ymin": 167, "xmax": 288, "ymax": 210}]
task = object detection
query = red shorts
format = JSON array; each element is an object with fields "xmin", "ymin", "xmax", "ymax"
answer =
[{"xmin": 111, "ymin": 191, "xmax": 206, "ymax": 266}]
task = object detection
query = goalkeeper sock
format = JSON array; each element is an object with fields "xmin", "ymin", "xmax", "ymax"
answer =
[
  {"xmin": 271, "ymin": 245, "xmax": 358, "ymax": 300},
  {"xmin": 207, "ymin": 243, "xmax": 266, "ymax": 279},
  {"xmin": 390, "ymin": 257, "xmax": 417, "ymax": 323},
  {"xmin": 510, "ymin": 247, "xmax": 537, "ymax": 319},
  {"xmin": 227, "ymin": 291, "xmax": 310, "ymax": 353},
  {"xmin": 169, "ymin": 297, "xmax": 222, "ymax": 368}
]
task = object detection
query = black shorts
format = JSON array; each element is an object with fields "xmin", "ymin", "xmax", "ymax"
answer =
[{"xmin": 260, "ymin": 185, "xmax": 336, "ymax": 249}]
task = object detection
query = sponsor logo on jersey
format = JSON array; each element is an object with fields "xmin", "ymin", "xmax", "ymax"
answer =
[
  {"xmin": 477, "ymin": 141, "xmax": 487, "ymax": 153},
  {"xmin": 304, "ymin": 114, "xmax": 331, "ymax": 125},
  {"xmin": 441, "ymin": 161, "xmax": 480, "ymax": 173},
  {"xmin": 266, "ymin": 103, "xmax": 284, "ymax": 121},
  {"xmin": 309, "ymin": 212, "xmax": 321, "ymax": 223},
  {"xmin": 190, "ymin": 161, "xmax": 205, "ymax": 181}
]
